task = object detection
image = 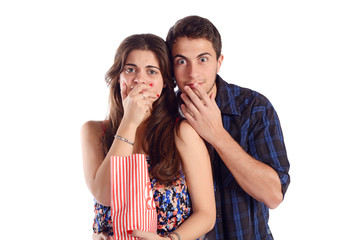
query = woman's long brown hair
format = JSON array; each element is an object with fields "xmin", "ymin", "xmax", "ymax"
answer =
[{"xmin": 103, "ymin": 34, "xmax": 182, "ymax": 184}]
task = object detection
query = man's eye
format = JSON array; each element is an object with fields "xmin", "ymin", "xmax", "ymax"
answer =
[
  {"xmin": 200, "ymin": 57, "xmax": 207, "ymax": 62},
  {"xmin": 177, "ymin": 59, "xmax": 186, "ymax": 64}
]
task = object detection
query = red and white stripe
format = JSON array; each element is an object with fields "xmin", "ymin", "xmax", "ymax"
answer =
[{"xmin": 111, "ymin": 154, "xmax": 157, "ymax": 240}]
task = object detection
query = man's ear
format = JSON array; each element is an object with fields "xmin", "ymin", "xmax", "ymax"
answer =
[{"xmin": 216, "ymin": 54, "xmax": 224, "ymax": 73}]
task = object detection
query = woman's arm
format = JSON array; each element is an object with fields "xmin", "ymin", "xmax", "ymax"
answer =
[
  {"xmin": 81, "ymin": 120, "xmax": 137, "ymax": 206},
  {"xmin": 172, "ymin": 120, "xmax": 216, "ymax": 239},
  {"xmin": 81, "ymin": 83, "xmax": 158, "ymax": 206}
]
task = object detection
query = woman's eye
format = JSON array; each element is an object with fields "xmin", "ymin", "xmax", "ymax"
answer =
[
  {"xmin": 148, "ymin": 69, "xmax": 158, "ymax": 75},
  {"xmin": 125, "ymin": 67, "xmax": 135, "ymax": 73}
]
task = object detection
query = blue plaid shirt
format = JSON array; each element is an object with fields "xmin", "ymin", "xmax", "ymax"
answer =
[{"xmin": 207, "ymin": 75, "xmax": 290, "ymax": 240}]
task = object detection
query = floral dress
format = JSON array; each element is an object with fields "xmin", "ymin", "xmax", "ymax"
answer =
[{"xmin": 93, "ymin": 159, "xmax": 193, "ymax": 237}]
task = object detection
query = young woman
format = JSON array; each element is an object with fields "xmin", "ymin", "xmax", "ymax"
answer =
[{"xmin": 81, "ymin": 34, "xmax": 215, "ymax": 240}]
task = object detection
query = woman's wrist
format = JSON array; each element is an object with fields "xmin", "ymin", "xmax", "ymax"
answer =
[
  {"xmin": 118, "ymin": 117, "xmax": 139, "ymax": 131},
  {"xmin": 116, "ymin": 121, "xmax": 137, "ymax": 143},
  {"xmin": 114, "ymin": 135, "xmax": 134, "ymax": 146},
  {"xmin": 165, "ymin": 232, "xmax": 181, "ymax": 240}
]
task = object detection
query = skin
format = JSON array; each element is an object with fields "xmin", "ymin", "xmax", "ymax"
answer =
[
  {"xmin": 92, "ymin": 232, "xmax": 113, "ymax": 240},
  {"xmin": 171, "ymin": 37, "xmax": 283, "ymax": 209},
  {"xmin": 172, "ymin": 37, "xmax": 222, "ymax": 99},
  {"xmin": 81, "ymin": 49, "xmax": 215, "ymax": 240}
]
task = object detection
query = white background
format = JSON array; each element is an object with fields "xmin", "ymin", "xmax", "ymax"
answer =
[{"xmin": 1, "ymin": 0, "xmax": 359, "ymax": 239}]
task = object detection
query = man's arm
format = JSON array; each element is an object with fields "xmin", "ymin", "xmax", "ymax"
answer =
[
  {"xmin": 180, "ymin": 83, "xmax": 284, "ymax": 209},
  {"xmin": 209, "ymin": 127, "xmax": 283, "ymax": 209}
]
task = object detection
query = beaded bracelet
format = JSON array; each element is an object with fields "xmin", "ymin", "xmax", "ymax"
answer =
[{"xmin": 114, "ymin": 135, "xmax": 134, "ymax": 146}]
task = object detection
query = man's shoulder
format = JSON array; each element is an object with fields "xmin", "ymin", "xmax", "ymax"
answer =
[{"xmin": 217, "ymin": 76, "xmax": 271, "ymax": 108}]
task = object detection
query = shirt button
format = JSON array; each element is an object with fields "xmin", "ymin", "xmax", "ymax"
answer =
[
  {"xmin": 214, "ymin": 187, "xmax": 217, "ymax": 192},
  {"xmin": 217, "ymin": 214, "xmax": 220, "ymax": 218}
]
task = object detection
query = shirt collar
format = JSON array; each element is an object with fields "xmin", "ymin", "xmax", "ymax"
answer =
[{"xmin": 215, "ymin": 75, "xmax": 241, "ymax": 116}]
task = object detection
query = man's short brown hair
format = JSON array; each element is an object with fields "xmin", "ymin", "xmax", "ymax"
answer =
[{"xmin": 166, "ymin": 15, "xmax": 222, "ymax": 59}]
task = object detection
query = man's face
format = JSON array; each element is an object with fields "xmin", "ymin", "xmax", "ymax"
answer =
[{"xmin": 171, "ymin": 37, "xmax": 223, "ymax": 97}]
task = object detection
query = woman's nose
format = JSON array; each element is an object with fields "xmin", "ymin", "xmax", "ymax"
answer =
[{"xmin": 134, "ymin": 72, "xmax": 146, "ymax": 84}]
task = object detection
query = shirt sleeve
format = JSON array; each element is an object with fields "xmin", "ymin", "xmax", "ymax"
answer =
[{"xmin": 248, "ymin": 99, "xmax": 290, "ymax": 197}]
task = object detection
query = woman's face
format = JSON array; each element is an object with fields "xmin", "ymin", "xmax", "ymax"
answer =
[{"xmin": 119, "ymin": 49, "xmax": 164, "ymax": 97}]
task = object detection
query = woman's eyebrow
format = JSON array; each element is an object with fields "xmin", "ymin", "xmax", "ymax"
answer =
[
  {"xmin": 146, "ymin": 65, "xmax": 160, "ymax": 70},
  {"xmin": 125, "ymin": 63, "xmax": 159, "ymax": 70}
]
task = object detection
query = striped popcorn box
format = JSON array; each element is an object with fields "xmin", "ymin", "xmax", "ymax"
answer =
[{"xmin": 111, "ymin": 154, "xmax": 157, "ymax": 240}]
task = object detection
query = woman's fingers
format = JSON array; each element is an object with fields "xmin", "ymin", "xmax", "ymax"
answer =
[{"xmin": 120, "ymin": 83, "xmax": 128, "ymax": 101}]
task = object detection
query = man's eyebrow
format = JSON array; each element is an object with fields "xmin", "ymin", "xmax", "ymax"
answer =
[
  {"xmin": 173, "ymin": 52, "xmax": 212, "ymax": 59},
  {"xmin": 198, "ymin": 52, "xmax": 212, "ymax": 57},
  {"xmin": 173, "ymin": 54, "xmax": 187, "ymax": 60}
]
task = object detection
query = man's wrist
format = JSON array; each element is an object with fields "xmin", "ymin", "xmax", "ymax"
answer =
[{"xmin": 207, "ymin": 126, "xmax": 229, "ymax": 148}]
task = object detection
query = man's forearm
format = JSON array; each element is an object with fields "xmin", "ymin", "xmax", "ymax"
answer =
[{"xmin": 211, "ymin": 129, "xmax": 283, "ymax": 209}]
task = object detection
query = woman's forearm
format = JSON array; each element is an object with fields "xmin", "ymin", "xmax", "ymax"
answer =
[{"xmin": 92, "ymin": 121, "xmax": 138, "ymax": 205}]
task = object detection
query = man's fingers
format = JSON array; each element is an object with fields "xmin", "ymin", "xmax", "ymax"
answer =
[
  {"xmin": 193, "ymin": 83, "xmax": 212, "ymax": 105},
  {"xmin": 181, "ymin": 104, "xmax": 195, "ymax": 119},
  {"xmin": 183, "ymin": 85, "xmax": 205, "ymax": 107},
  {"xmin": 180, "ymin": 92, "xmax": 200, "ymax": 115}
]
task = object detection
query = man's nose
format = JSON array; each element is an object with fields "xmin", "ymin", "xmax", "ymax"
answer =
[{"xmin": 187, "ymin": 62, "xmax": 199, "ymax": 79}]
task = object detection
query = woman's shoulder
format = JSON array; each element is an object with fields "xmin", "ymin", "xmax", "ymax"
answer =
[
  {"xmin": 175, "ymin": 120, "xmax": 202, "ymax": 147},
  {"xmin": 177, "ymin": 119, "xmax": 198, "ymax": 137},
  {"xmin": 175, "ymin": 120, "xmax": 209, "ymax": 170},
  {"xmin": 81, "ymin": 120, "xmax": 108, "ymax": 139}
]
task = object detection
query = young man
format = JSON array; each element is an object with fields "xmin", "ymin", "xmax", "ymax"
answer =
[{"xmin": 166, "ymin": 16, "xmax": 290, "ymax": 240}]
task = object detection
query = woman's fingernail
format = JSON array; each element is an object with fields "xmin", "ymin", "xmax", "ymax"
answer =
[
  {"xmin": 157, "ymin": 94, "xmax": 160, "ymax": 97},
  {"xmin": 149, "ymin": 83, "xmax": 153, "ymax": 87},
  {"xmin": 127, "ymin": 230, "xmax": 133, "ymax": 234}
]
